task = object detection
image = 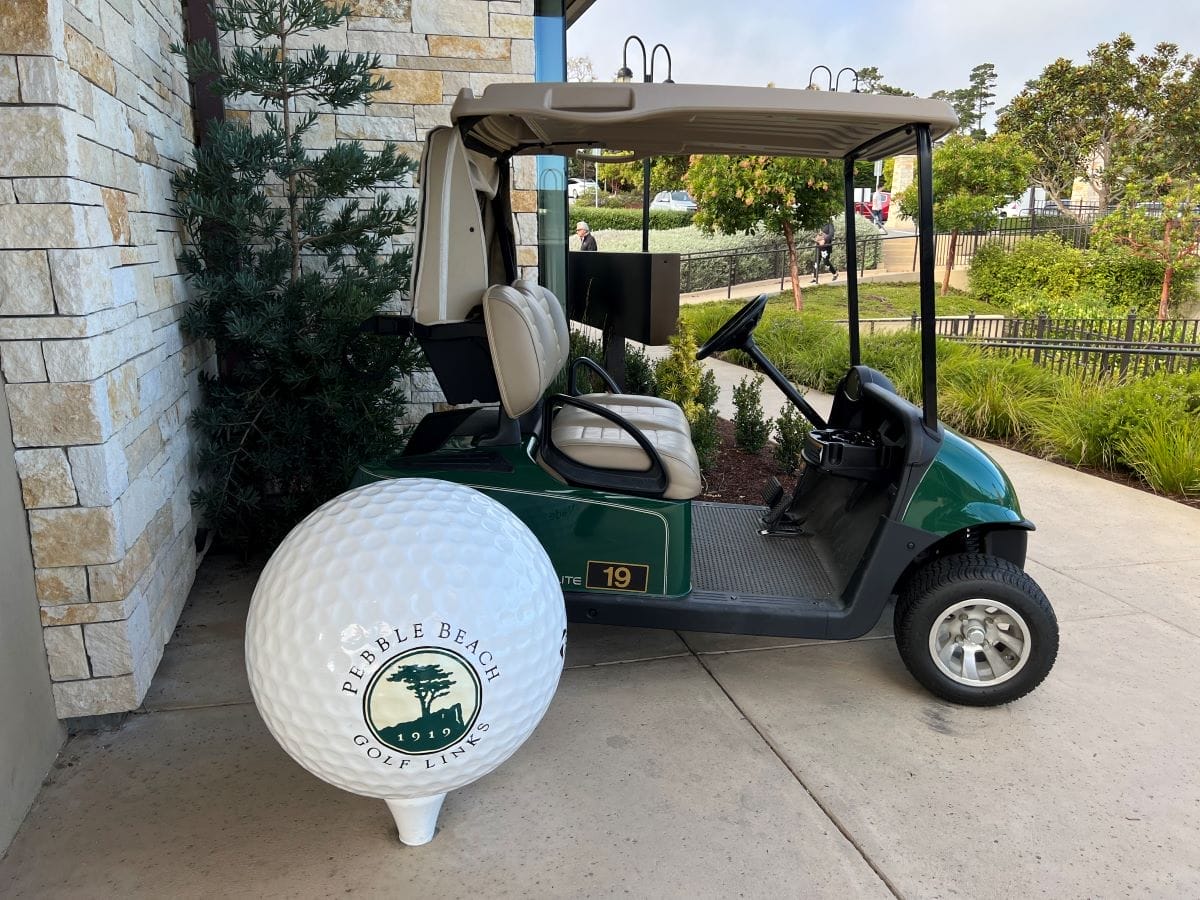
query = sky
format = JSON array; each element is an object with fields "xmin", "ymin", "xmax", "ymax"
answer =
[{"xmin": 568, "ymin": 0, "xmax": 1200, "ymax": 127}]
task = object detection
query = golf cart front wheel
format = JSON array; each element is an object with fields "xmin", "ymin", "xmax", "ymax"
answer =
[{"xmin": 894, "ymin": 553, "xmax": 1058, "ymax": 706}]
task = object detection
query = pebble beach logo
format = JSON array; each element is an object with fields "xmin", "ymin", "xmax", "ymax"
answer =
[
  {"xmin": 339, "ymin": 621, "xmax": 499, "ymax": 767},
  {"xmin": 365, "ymin": 647, "xmax": 481, "ymax": 753}
]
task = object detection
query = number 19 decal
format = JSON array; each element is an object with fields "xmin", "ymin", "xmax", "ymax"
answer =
[{"xmin": 585, "ymin": 561, "xmax": 649, "ymax": 593}]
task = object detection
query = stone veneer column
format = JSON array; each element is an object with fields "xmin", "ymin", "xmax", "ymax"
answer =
[
  {"xmin": 226, "ymin": 0, "xmax": 537, "ymax": 421},
  {"xmin": 0, "ymin": 0, "xmax": 538, "ymax": 718},
  {"xmin": 0, "ymin": 0, "xmax": 205, "ymax": 716}
]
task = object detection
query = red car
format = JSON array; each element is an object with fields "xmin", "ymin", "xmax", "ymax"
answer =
[{"xmin": 854, "ymin": 192, "xmax": 890, "ymax": 223}]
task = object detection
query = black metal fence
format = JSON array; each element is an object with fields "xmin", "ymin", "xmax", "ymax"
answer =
[
  {"xmin": 933, "ymin": 218, "xmax": 1093, "ymax": 269},
  {"xmin": 680, "ymin": 235, "xmax": 884, "ymax": 296},
  {"xmin": 922, "ymin": 311, "xmax": 1200, "ymax": 379}
]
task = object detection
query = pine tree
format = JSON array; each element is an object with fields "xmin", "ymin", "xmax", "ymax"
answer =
[
  {"xmin": 172, "ymin": 1, "xmax": 419, "ymax": 549},
  {"xmin": 968, "ymin": 63, "xmax": 998, "ymax": 136}
]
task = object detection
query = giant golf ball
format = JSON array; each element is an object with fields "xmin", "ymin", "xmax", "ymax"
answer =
[{"xmin": 245, "ymin": 478, "xmax": 566, "ymax": 844}]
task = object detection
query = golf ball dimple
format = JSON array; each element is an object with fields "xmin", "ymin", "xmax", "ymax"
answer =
[{"xmin": 245, "ymin": 478, "xmax": 566, "ymax": 800}]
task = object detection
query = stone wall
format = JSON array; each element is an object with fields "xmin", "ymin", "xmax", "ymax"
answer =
[
  {"xmin": 0, "ymin": 0, "xmax": 205, "ymax": 717},
  {"xmin": 0, "ymin": 0, "xmax": 538, "ymax": 717}
]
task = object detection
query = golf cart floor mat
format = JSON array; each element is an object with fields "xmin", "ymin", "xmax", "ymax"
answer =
[{"xmin": 691, "ymin": 502, "xmax": 837, "ymax": 600}]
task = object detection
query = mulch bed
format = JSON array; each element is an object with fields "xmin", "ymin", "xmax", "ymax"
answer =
[{"xmin": 699, "ymin": 419, "xmax": 797, "ymax": 503}]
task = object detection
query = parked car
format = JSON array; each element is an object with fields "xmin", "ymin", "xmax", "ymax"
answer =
[
  {"xmin": 567, "ymin": 178, "xmax": 598, "ymax": 200},
  {"xmin": 994, "ymin": 198, "xmax": 1030, "ymax": 218},
  {"xmin": 854, "ymin": 194, "xmax": 890, "ymax": 224},
  {"xmin": 650, "ymin": 190, "xmax": 698, "ymax": 212}
]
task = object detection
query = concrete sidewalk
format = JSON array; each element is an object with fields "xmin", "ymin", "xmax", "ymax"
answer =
[{"xmin": 3, "ymin": 370, "xmax": 1200, "ymax": 896}]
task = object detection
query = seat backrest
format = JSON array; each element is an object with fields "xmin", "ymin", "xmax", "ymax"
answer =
[
  {"xmin": 513, "ymin": 276, "xmax": 570, "ymax": 365},
  {"xmin": 412, "ymin": 126, "xmax": 498, "ymax": 325},
  {"xmin": 482, "ymin": 283, "xmax": 569, "ymax": 417}
]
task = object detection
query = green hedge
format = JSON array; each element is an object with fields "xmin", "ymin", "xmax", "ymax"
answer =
[
  {"xmin": 568, "ymin": 205, "xmax": 693, "ymax": 231},
  {"xmin": 969, "ymin": 234, "xmax": 1193, "ymax": 315}
]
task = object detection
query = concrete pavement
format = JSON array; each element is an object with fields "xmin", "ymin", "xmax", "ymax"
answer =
[{"xmin": 3, "ymin": 363, "xmax": 1200, "ymax": 897}]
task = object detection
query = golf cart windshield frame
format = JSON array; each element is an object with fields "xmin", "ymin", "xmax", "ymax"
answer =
[{"xmin": 448, "ymin": 82, "xmax": 956, "ymax": 431}]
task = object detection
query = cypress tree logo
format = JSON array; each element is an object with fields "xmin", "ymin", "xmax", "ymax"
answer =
[{"xmin": 364, "ymin": 648, "xmax": 482, "ymax": 754}]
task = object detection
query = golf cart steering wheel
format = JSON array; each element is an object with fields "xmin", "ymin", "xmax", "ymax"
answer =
[{"xmin": 695, "ymin": 294, "xmax": 769, "ymax": 360}]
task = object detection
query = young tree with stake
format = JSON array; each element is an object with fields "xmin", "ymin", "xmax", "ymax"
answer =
[{"xmin": 173, "ymin": 0, "xmax": 419, "ymax": 548}]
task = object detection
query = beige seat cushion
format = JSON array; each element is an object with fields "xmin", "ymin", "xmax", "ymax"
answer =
[
  {"xmin": 547, "ymin": 418, "xmax": 702, "ymax": 500},
  {"xmin": 555, "ymin": 396, "xmax": 691, "ymax": 436}
]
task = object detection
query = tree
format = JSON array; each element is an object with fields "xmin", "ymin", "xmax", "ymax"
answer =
[
  {"xmin": 686, "ymin": 155, "xmax": 841, "ymax": 310},
  {"xmin": 596, "ymin": 156, "xmax": 689, "ymax": 197},
  {"xmin": 931, "ymin": 88, "xmax": 976, "ymax": 133},
  {"xmin": 968, "ymin": 63, "xmax": 998, "ymax": 136},
  {"xmin": 1093, "ymin": 177, "xmax": 1200, "ymax": 319},
  {"xmin": 567, "ymin": 55, "xmax": 596, "ymax": 83},
  {"xmin": 998, "ymin": 35, "xmax": 1200, "ymax": 216},
  {"xmin": 896, "ymin": 134, "xmax": 1034, "ymax": 294},
  {"xmin": 854, "ymin": 66, "xmax": 912, "ymax": 96},
  {"xmin": 388, "ymin": 664, "xmax": 456, "ymax": 719},
  {"xmin": 172, "ymin": 0, "xmax": 419, "ymax": 548}
]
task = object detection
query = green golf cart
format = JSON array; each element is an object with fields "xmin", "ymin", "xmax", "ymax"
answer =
[{"xmin": 356, "ymin": 81, "xmax": 1059, "ymax": 706}]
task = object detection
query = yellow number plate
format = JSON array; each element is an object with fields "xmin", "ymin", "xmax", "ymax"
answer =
[{"xmin": 585, "ymin": 561, "xmax": 649, "ymax": 593}]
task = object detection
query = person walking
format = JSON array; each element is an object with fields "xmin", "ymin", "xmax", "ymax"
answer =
[
  {"xmin": 811, "ymin": 219, "xmax": 838, "ymax": 283},
  {"xmin": 871, "ymin": 188, "xmax": 887, "ymax": 230},
  {"xmin": 575, "ymin": 221, "xmax": 597, "ymax": 251}
]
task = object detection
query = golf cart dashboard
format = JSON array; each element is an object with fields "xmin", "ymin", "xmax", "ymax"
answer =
[{"xmin": 810, "ymin": 366, "xmax": 942, "ymax": 482}]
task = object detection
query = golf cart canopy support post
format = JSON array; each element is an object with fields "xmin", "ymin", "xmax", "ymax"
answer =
[
  {"xmin": 842, "ymin": 155, "xmax": 861, "ymax": 366},
  {"xmin": 916, "ymin": 124, "xmax": 938, "ymax": 432}
]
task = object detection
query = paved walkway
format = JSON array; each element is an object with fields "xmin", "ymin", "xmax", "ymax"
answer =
[{"xmin": 3, "ymin": 364, "xmax": 1200, "ymax": 896}]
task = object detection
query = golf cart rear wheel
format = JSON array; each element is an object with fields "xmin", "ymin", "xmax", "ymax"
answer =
[{"xmin": 894, "ymin": 553, "xmax": 1058, "ymax": 706}]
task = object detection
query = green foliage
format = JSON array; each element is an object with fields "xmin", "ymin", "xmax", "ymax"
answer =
[
  {"xmin": 569, "ymin": 205, "xmax": 693, "ymax": 231},
  {"xmin": 692, "ymin": 369, "xmax": 721, "ymax": 472},
  {"xmin": 624, "ymin": 343, "xmax": 659, "ymax": 396},
  {"xmin": 652, "ymin": 324, "xmax": 719, "ymax": 471},
  {"xmin": 686, "ymin": 154, "xmax": 842, "ymax": 307},
  {"xmin": 896, "ymin": 134, "xmax": 1034, "ymax": 235},
  {"xmin": 1092, "ymin": 178, "xmax": 1200, "ymax": 318},
  {"xmin": 938, "ymin": 354, "xmax": 1058, "ymax": 441},
  {"xmin": 854, "ymin": 65, "xmax": 912, "ymax": 97},
  {"xmin": 997, "ymin": 34, "xmax": 1200, "ymax": 211},
  {"xmin": 1031, "ymin": 376, "xmax": 1118, "ymax": 466},
  {"xmin": 1008, "ymin": 293, "xmax": 1115, "ymax": 320},
  {"xmin": 655, "ymin": 324, "xmax": 704, "ymax": 411},
  {"xmin": 172, "ymin": 0, "xmax": 418, "ymax": 548},
  {"xmin": 1117, "ymin": 412, "xmax": 1200, "ymax": 496},
  {"xmin": 732, "ymin": 375, "xmax": 770, "ymax": 452},
  {"xmin": 969, "ymin": 236, "xmax": 1087, "ymax": 306},
  {"xmin": 773, "ymin": 405, "xmax": 811, "ymax": 474},
  {"xmin": 969, "ymin": 234, "xmax": 1188, "ymax": 314},
  {"xmin": 596, "ymin": 156, "xmax": 689, "ymax": 195}
]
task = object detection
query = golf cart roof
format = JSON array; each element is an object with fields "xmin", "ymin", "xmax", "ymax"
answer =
[{"xmin": 450, "ymin": 82, "xmax": 958, "ymax": 161}]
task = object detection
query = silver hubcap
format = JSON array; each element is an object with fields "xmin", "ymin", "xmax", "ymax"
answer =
[{"xmin": 928, "ymin": 599, "xmax": 1031, "ymax": 687}]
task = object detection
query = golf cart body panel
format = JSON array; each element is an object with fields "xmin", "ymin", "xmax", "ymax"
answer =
[
  {"xmin": 355, "ymin": 442, "xmax": 694, "ymax": 598},
  {"xmin": 901, "ymin": 431, "xmax": 1027, "ymax": 536}
]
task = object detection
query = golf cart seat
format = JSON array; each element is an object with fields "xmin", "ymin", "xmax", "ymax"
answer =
[
  {"xmin": 510, "ymin": 277, "xmax": 691, "ymax": 437},
  {"xmin": 408, "ymin": 127, "xmax": 688, "ymax": 436},
  {"xmin": 482, "ymin": 283, "xmax": 702, "ymax": 500}
]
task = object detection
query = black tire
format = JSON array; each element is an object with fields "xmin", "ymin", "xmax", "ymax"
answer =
[{"xmin": 894, "ymin": 553, "xmax": 1058, "ymax": 707}]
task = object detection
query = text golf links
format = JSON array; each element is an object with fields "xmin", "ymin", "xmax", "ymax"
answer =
[
  {"xmin": 339, "ymin": 620, "xmax": 502, "ymax": 696},
  {"xmin": 351, "ymin": 724, "xmax": 492, "ymax": 770}
]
